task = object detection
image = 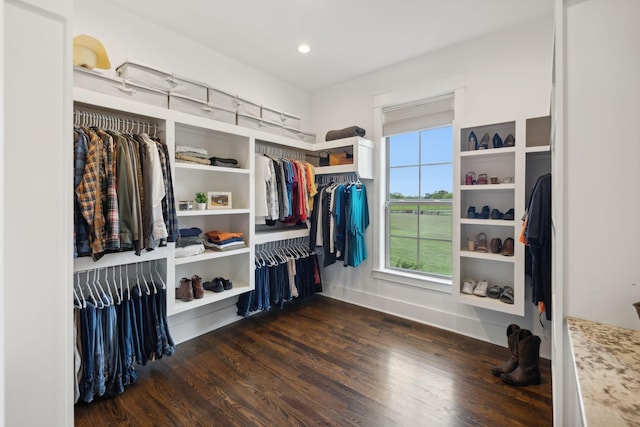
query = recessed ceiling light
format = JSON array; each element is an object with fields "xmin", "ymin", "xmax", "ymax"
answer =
[{"xmin": 298, "ymin": 44, "xmax": 310, "ymax": 54}]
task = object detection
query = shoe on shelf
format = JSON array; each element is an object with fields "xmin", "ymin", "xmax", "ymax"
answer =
[
  {"xmin": 462, "ymin": 279, "xmax": 476, "ymax": 295},
  {"xmin": 203, "ymin": 277, "xmax": 224, "ymax": 293},
  {"xmin": 467, "ymin": 206, "xmax": 477, "ymax": 219},
  {"xmin": 222, "ymin": 277, "xmax": 233, "ymax": 290},
  {"xmin": 500, "ymin": 286, "xmax": 514, "ymax": 304},
  {"xmin": 491, "ymin": 208, "xmax": 504, "ymax": 220},
  {"xmin": 479, "ymin": 205, "xmax": 490, "ymax": 219},
  {"xmin": 191, "ymin": 275, "xmax": 204, "ymax": 299},
  {"xmin": 477, "ymin": 173, "xmax": 488, "ymax": 185},
  {"xmin": 176, "ymin": 277, "xmax": 194, "ymax": 302},
  {"xmin": 492, "ymin": 133, "xmax": 503, "ymax": 148},
  {"xmin": 468, "ymin": 131, "xmax": 478, "ymax": 151},
  {"xmin": 490, "ymin": 237, "xmax": 503, "ymax": 254},
  {"xmin": 503, "ymin": 208, "xmax": 515, "ymax": 220},
  {"xmin": 500, "ymin": 238, "xmax": 515, "ymax": 256},
  {"xmin": 503, "ymin": 134, "xmax": 515, "ymax": 147},
  {"xmin": 473, "ymin": 280, "xmax": 489, "ymax": 297},
  {"xmin": 476, "ymin": 232, "xmax": 488, "ymax": 253},
  {"xmin": 478, "ymin": 133, "xmax": 490, "ymax": 150},
  {"xmin": 487, "ymin": 285, "xmax": 503, "ymax": 299},
  {"xmin": 465, "ymin": 171, "xmax": 476, "ymax": 185}
]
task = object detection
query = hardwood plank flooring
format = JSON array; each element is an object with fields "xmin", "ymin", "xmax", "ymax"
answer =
[{"xmin": 75, "ymin": 295, "xmax": 552, "ymax": 426}]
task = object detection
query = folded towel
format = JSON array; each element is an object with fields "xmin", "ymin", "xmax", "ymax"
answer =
[
  {"xmin": 175, "ymin": 244, "xmax": 205, "ymax": 258},
  {"xmin": 325, "ymin": 126, "xmax": 366, "ymax": 142}
]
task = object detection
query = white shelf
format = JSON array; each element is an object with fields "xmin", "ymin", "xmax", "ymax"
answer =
[
  {"xmin": 176, "ymin": 208, "xmax": 250, "ymax": 217},
  {"xmin": 460, "ymin": 184, "xmax": 515, "ymax": 191},
  {"xmin": 459, "ymin": 218, "xmax": 516, "ymax": 226},
  {"xmin": 174, "ymin": 162, "xmax": 250, "ymax": 174},
  {"xmin": 460, "ymin": 250, "xmax": 516, "ymax": 263},
  {"xmin": 174, "ymin": 247, "xmax": 250, "ymax": 265},
  {"xmin": 457, "ymin": 293, "xmax": 522, "ymax": 315},
  {"xmin": 526, "ymin": 145, "xmax": 551, "ymax": 154},
  {"xmin": 460, "ymin": 147, "xmax": 516, "ymax": 158},
  {"xmin": 254, "ymin": 227, "xmax": 309, "ymax": 245},
  {"xmin": 170, "ymin": 283, "xmax": 251, "ymax": 315},
  {"xmin": 73, "ymin": 246, "xmax": 172, "ymax": 272}
]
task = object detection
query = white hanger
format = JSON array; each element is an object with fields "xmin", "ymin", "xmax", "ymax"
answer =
[{"xmin": 153, "ymin": 259, "xmax": 166, "ymax": 290}]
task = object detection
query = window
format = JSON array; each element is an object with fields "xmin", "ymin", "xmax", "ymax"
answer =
[{"xmin": 383, "ymin": 95, "xmax": 454, "ymax": 279}]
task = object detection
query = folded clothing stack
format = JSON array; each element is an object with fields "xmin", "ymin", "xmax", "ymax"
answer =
[
  {"xmin": 175, "ymin": 144, "xmax": 210, "ymax": 165},
  {"xmin": 175, "ymin": 227, "xmax": 205, "ymax": 257},
  {"xmin": 205, "ymin": 230, "xmax": 245, "ymax": 251},
  {"xmin": 209, "ymin": 156, "xmax": 239, "ymax": 168},
  {"xmin": 325, "ymin": 126, "xmax": 366, "ymax": 142}
]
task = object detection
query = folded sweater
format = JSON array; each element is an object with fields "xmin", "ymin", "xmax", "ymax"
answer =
[{"xmin": 325, "ymin": 126, "xmax": 366, "ymax": 141}]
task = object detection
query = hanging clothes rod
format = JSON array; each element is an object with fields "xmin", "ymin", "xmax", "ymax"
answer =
[
  {"xmin": 255, "ymin": 142, "xmax": 306, "ymax": 160},
  {"xmin": 74, "ymin": 108, "xmax": 158, "ymax": 136},
  {"xmin": 316, "ymin": 172, "xmax": 360, "ymax": 185},
  {"xmin": 255, "ymin": 236, "xmax": 309, "ymax": 250}
]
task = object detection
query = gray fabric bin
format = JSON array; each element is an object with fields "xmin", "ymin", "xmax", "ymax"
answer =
[{"xmin": 169, "ymin": 94, "xmax": 236, "ymax": 124}]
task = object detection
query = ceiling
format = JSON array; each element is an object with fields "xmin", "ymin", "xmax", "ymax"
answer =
[{"xmin": 106, "ymin": 0, "xmax": 553, "ymax": 92}]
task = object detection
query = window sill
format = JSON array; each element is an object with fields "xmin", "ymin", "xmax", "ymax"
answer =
[{"xmin": 371, "ymin": 268, "xmax": 452, "ymax": 294}]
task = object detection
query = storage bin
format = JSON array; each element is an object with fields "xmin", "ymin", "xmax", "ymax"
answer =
[
  {"xmin": 261, "ymin": 106, "xmax": 302, "ymax": 128},
  {"xmin": 233, "ymin": 96, "xmax": 261, "ymax": 118},
  {"xmin": 73, "ymin": 66, "xmax": 168, "ymax": 108},
  {"xmin": 208, "ymin": 87, "xmax": 237, "ymax": 110},
  {"xmin": 237, "ymin": 113, "xmax": 283, "ymax": 136},
  {"xmin": 282, "ymin": 126, "xmax": 316, "ymax": 143},
  {"xmin": 169, "ymin": 94, "xmax": 236, "ymax": 124},
  {"xmin": 116, "ymin": 59, "xmax": 208, "ymax": 102}
]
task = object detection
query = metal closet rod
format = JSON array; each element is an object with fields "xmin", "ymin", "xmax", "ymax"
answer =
[
  {"xmin": 255, "ymin": 143, "xmax": 306, "ymax": 160},
  {"xmin": 255, "ymin": 236, "xmax": 309, "ymax": 250},
  {"xmin": 74, "ymin": 109, "xmax": 158, "ymax": 136}
]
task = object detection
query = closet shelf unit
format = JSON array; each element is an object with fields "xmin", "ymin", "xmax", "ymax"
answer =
[
  {"xmin": 453, "ymin": 119, "xmax": 524, "ymax": 316},
  {"xmin": 73, "ymin": 82, "xmax": 374, "ymax": 316},
  {"xmin": 453, "ymin": 115, "xmax": 551, "ymax": 316}
]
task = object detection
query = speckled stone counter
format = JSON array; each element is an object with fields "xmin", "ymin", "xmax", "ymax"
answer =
[{"xmin": 567, "ymin": 317, "xmax": 640, "ymax": 426}]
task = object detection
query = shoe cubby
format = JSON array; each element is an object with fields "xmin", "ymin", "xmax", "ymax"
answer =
[
  {"xmin": 454, "ymin": 119, "xmax": 526, "ymax": 316},
  {"xmin": 171, "ymin": 251, "xmax": 252, "ymax": 315}
]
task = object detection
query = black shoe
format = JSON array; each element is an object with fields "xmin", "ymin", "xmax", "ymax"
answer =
[
  {"xmin": 492, "ymin": 133, "xmax": 503, "ymax": 148},
  {"xmin": 203, "ymin": 278, "xmax": 224, "ymax": 293},
  {"xmin": 479, "ymin": 205, "xmax": 490, "ymax": 219},
  {"xmin": 491, "ymin": 208, "xmax": 504, "ymax": 219},
  {"xmin": 503, "ymin": 208, "xmax": 515, "ymax": 220}
]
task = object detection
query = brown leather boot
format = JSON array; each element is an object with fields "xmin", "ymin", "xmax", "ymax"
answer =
[
  {"xmin": 491, "ymin": 324, "xmax": 523, "ymax": 376},
  {"xmin": 500, "ymin": 332, "xmax": 541, "ymax": 386},
  {"xmin": 191, "ymin": 275, "xmax": 204, "ymax": 299},
  {"xmin": 176, "ymin": 277, "xmax": 194, "ymax": 302}
]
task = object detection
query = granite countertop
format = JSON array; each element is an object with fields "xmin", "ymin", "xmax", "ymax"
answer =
[{"xmin": 567, "ymin": 317, "xmax": 640, "ymax": 426}]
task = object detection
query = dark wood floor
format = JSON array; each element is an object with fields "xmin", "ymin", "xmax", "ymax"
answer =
[{"xmin": 75, "ymin": 295, "xmax": 552, "ymax": 426}]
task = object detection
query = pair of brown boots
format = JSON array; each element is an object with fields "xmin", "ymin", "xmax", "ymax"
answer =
[
  {"xmin": 176, "ymin": 275, "xmax": 204, "ymax": 302},
  {"xmin": 491, "ymin": 324, "xmax": 541, "ymax": 386}
]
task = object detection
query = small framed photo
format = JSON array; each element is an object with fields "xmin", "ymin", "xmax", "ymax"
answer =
[{"xmin": 207, "ymin": 191, "xmax": 232, "ymax": 209}]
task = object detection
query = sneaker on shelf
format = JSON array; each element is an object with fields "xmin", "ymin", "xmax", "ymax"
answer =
[
  {"xmin": 462, "ymin": 278, "xmax": 476, "ymax": 295},
  {"xmin": 473, "ymin": 279, "xmax": 489, "ymax": 297}
]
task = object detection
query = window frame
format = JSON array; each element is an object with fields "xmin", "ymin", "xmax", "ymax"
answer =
[{"xmin": 371, "ymin": 75, "xmax": 465, "ymax": 293}]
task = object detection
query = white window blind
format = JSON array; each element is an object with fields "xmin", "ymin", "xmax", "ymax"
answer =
[{"xmin": 382, "ymin": 93, "xmax": 454, "ymax": 136}]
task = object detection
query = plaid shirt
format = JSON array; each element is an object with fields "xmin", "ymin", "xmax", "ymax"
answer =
[
  {"xmin": 96, "ymin": 129, "xmax": 120, "ymax": 250},
  {"xmin": 76, "ymin": 128, "xmax": 105, "ymax": 259},
  {"xmin": 155, "ymin": 140, "xmax": 178, "ymax": 242},
  {"xmin": 74, "ymin": 130, "xmax": 90, "ymax": 257}
]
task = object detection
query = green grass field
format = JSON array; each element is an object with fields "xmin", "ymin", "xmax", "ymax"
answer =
[{"xmin": 388, "ymin": 209, "xmax": 452, "ymax": 276}]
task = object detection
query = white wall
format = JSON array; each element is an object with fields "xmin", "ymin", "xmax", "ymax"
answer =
[
  {"xmin": 310, "ymin": 16, "xmax": 555, "ymax": 357},
  {"xmin": 564, "ymin": 0, "xmax": 640, "ymax": 329},
  {"xmin": 3, "ymin": 0, "xmax": 74, "ymax": 426},
  {"xmin": 73, "ymin": 0, "xmax": 311, "ymax": 126}
]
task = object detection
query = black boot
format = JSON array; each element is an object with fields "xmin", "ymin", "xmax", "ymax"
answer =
[
  {"xmin": 491, "ymin": 324, "xmax": 524, "ymax": 376},
  {"xmin": 500, "ymin": 331, "xmax": 541, "ymax": 386}
]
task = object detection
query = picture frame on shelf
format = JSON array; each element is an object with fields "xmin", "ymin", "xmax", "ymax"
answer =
[{"xmin": 208, "ymin": 191, "xmax": 232, "ymax": 209}]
